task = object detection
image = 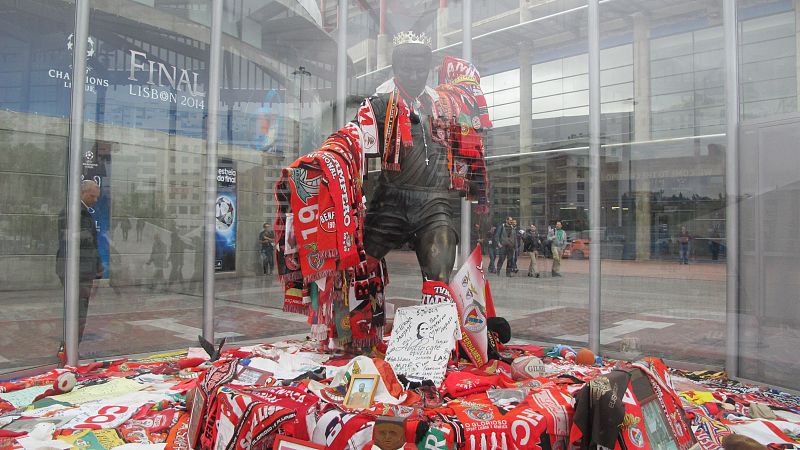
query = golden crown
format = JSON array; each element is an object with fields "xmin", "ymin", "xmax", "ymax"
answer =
[{"xmin": 392, "ymin": 31, "xmax": 432, "ymax": 48}]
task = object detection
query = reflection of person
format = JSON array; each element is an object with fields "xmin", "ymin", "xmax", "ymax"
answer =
[
  {"xmin": 55, "ymin": 180, "xmax": 104, "ymax": 357},
  {"xmin": 486, "ymin": 225, "xmax": 497, "ymax": 273},
  {"xmin": 258, "ymin": 222, "xmax": 274, "ymax": 275},
  {"xmin": 120, "ymin": 217, "xmax": 131, "ymax": 241},
  {"xmin": 523, "ymin": 224, "xmax": 540, "ymax": 278},
  {"xmin": 549, "ymin": 221, "xmax": 566, "ymax": 277},
  {"xmin": 678, "ymin": 225, "xmax": 690, "ymax": 265},
  {"xmin": 360, "ymin": 32, "xmax": 458, "ymax": 283},
  {"xmin": 135, "ymin": 218, "xmax": 145, "ymax": 242},
  {"xmin": 494, "ymin": 217, "xmax": 518, "ymax": 277},
  {"xmin": 709, "ymin": 225, "xmax": 721, "ymax": 261},
  {"xmin": 146, "ymin": 234, "xmax": 166, "ymax": 288},
  {"xmin": 168, "ymin": 230, "xmax": 184, "ymax": 284},
  {"xmin": 348, "ymin": 381, "xmax": 372, "ymax": 409},
  {"xmin": 416, "ymin": 322, "xmax": 434, "ymax": 345}
]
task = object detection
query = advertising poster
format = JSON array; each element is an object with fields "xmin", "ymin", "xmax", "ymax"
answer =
[
  {"xmin": 82, "ymin": 141, "xmax": 112, "ymax": 279},
  {"xmin": 215, "ymin": 158, "xmax": 237, "ymax": 272}
]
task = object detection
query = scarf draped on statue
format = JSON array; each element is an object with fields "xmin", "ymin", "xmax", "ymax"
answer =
[{"xmin": 274, "ymin": 125, "xmax": 385, "ymax": 348}]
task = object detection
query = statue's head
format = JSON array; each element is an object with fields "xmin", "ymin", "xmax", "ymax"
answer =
[{"xmin": 392, "ymin": 31, "xmax": 432, "ymax": 98}]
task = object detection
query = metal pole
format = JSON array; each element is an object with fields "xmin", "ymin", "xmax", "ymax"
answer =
[
  {"xmin": 203, "ymin": 0, "xmax": 224, "ymax": 341},
  {"xmin": 723, "ymin": 0, "xmax": 739, "ymax": 379},
  {"xmin": 460, "ymin": 0, "xmax": 472, "ymax": 265},
  {"xmin": 64, "ymin": 0, "xmax": 91, "ymax": 367},
  {"xmin": 336, "ymin": 0, "xmax": 348, "ymax": 126},
  {"xmin": 587, "ymin": 0, "xmax": 602, "ymax": 354}
]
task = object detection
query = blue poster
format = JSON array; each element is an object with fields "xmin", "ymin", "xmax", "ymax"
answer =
[
  {"xmin": 81, "ymin": 141, "xmax": 112, "ymax": 278},
  {"xmin": 215, "ymin": 158, "xmax": 237, "ymax": 272}
]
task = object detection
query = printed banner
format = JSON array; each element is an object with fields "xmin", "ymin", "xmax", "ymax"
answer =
[
  {"xmin": 0, "ymin": 11, "xmax": 286, "ymax": 151},
  {"xmin": 215, "ymin": 158, "xmax": 237, "ymax": 272},
  {"xmin": 82, "ymin": 140, "xmax": 111, "ymax": 278},
  {"xmin": 448, "ymin": 244, "xmax": 495, "ymax": 367}
]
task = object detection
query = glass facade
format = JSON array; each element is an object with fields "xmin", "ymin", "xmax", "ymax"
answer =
[{"xmin": 1, "ymin": 0, "xmax": 798, "ymax": 391}]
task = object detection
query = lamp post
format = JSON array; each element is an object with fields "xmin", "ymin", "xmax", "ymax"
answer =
[{"xmin": 292, "ymin": 66, "xmax": 311, "ymax": 154}]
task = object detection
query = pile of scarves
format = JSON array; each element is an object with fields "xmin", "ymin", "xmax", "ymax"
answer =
[{"xmin": 274, "ymin": 123, "xmax": 387, "ymax": 349}]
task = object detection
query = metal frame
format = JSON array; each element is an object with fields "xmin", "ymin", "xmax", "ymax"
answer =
[
  {"xmin": 587, "ymin": 0, "xmax": 601, "ymax": 353},
  {"xmin": 336, "ymin": 0, "xmax": 348, "ymax": 126},
  {"xmin": 64, "ymin": 0, "xmax": 91, "ymax": 366},
  {"xmin": 460, "ymin": 0, "xmax": 473, "ymax": 266},
  {"xmin": 203, "ymin": 0, "xmax": 224, "ymax": 341},
  {"xmin": 723, "ymin": 0, "xmax": 740, "ymax": 379}
]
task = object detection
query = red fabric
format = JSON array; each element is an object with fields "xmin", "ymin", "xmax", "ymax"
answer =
[{"xmin": 443, "ymin": 372, "xmax": 499, "ymax": 398}]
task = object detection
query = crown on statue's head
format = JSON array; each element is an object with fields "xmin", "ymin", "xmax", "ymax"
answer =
[{"xmin": 392, "ymin": 31, "xmax": 432, "ymax": 49}]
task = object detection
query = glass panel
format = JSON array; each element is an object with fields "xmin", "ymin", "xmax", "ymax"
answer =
[
  {"xmin": 739, "ymin": 116, "xmax": 800, "ymax": 391},
  {"xmin": 75, "ymin": 0, "xmax": 213, "ymax": 359},
  {"xmin": 475, "ymin": 0, "xmax": 590, "ymax": 351},
  {"xmin": 0, "ymin": 0, "xmax": 73, "ymax": 372},
  {"xmin": 600, "ymin": 0, "xmax": 727, "ymax": 368}
]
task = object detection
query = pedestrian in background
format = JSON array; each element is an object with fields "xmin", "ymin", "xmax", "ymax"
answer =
[
  {"xmin": 678, "ymin": 225, "xmax": 690, "ymax": 264},
  {"xmin": 549, "ymin": 221, "xmax": 566, "ymax": 277},
  {"xmin": 523, "ymin": 224, "xmax": 540, "ymax": 278},
  {"xmin": 486, "ymin": 225, "xmax": 497, "ymax": 273}
]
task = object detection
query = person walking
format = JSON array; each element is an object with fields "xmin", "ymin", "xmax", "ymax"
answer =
[
  {"xmin": 494, "ymin": 216, "xmax": 518, "ymax": 277},
  {"xmin": 523, "ymin": 224, "xmax": 540, "ymax": 278},
  {"xmin": 549, "ymin": 221, "xmax": 566, "ymax": 277},
  {"xmin": 678, "ymin": 225, "xmax": 690, "ymax": 264},
  {"xmin": 486, "ymin": 225, "xmax": 497, "ymax": 273},
  {"xmin": 259, "ymin": 222, "xmax": 275, "ymax": 275}
]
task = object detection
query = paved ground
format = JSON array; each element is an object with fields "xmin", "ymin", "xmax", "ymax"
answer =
[{"xmin": 0, "ymin": 250, "xmax": 736, "ymax": 373}]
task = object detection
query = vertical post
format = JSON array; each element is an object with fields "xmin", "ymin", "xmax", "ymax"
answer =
[
  {"xmin": 460, "ymin": 0, "xmax": 472, "ymax": 266},
  {"xmin": 723, "ymin": 0, "xmax": 739, "ymax": 379},
  {"xmin": 65, "ymin": 0, "xmax": 91, "ymax": 366},
  {"xmin": 203, "ymin": 0, "xmax": 224, "ymax": 341},
  {"xmin": 587, "ymin": 0, "xmax": 602, "ymax": 354},
  {"xmin": 337, "ymin": 0, "xmax": 348, "ymax": 126}
]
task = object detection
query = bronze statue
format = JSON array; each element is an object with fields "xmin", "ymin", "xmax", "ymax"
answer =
[{"xmin": 361, "ymin": 32, "xmax": 458, "ymax": 283}]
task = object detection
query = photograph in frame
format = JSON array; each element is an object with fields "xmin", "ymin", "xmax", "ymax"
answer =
[{"xmin": 343, "ymin": 374, "xmax": 379, "ymax": 409}]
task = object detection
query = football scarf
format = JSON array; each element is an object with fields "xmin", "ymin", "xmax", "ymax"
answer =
[
  {"xmin": 356, "ymin": 98, "xmax": 380, "ymax": 159},
  {"xmin": 439, "ymin": 56, "xmax": 492, "ymax": 130},
  {"xmin": 632, "ymin": 358, "xmax": 695, "ymax": 450},
  {"xmin": 191, "ymin": 359, "xmax": 238, "ymax": 449},
  {"xmin": 215, "ymin": 390, "xmax": 297, "ymax": 450},
  {"xmin": 526, "ymin": 386, "xmax": 575, "ymax": 443},
  {"xmin": 312, "ymin": 410, "xmax": 374, "ymax": 450}
]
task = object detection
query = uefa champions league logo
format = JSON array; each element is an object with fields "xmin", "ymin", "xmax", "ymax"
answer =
[
  {"xmin": 215, "ymin": 196, "xmax": 235, "ymax": 231},
  {"xmin": 66, "ymin": 33, "xmax": 95, "ymax": 59}
]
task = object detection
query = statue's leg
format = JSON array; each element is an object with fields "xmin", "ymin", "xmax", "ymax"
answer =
[{"xmin": 414, "ymin": 225, "xmax": 457, "ymax": 283}]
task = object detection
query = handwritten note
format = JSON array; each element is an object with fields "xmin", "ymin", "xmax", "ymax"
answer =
[{"xmin": 384, "ymin": 303, "xmax": 460, "ymax": 386}]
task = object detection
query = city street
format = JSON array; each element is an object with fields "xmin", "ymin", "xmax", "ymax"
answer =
[{"xmin": 0, "ymin": 249, "xmax": 735, "ymax": 372}]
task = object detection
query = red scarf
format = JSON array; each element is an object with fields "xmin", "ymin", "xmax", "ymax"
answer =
[{"xmin": 382, "ymin": 87, "xmax": 412, "ymax": 172}]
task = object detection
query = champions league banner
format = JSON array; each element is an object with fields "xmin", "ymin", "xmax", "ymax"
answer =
[
  {"xmin": 215, "ymin": 158, "xmax": 237, "ymax": 272},
  {"xmin": 0, "ymin": 11, "xmax": 285, "ymax": 151}
]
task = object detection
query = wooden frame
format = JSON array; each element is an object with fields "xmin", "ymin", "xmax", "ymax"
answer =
[
  {"xmin": 273, "ymin": 435, "xmax": 325, "ymax": 450},
  {"xmin": 343, "ymin": 374, "xmax": 379, "ymax": 409}
]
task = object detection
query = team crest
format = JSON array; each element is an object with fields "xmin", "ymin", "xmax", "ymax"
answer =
[
  {"xmin": 464, "ymin": 406, "xmax": 493, "ymax": 422},
  {"xmin": 304, "ymin": 242, "xmax": 324, "ymax": 270},
  {"xmin": 628, "ymin": 426, "xmax": 644, "ymax": 448},
  {"xmin": 463, "ymin": 304, "xmax": 486, "ymax": 333},
  {"xmin": 319, "ymin": 207, "xmax": 336, "ymax": 233}
]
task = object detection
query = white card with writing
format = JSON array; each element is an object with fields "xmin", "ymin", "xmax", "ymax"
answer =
[{"xmin": 385, "ymin": 303, "xmax": 460, "ymax": 386}]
